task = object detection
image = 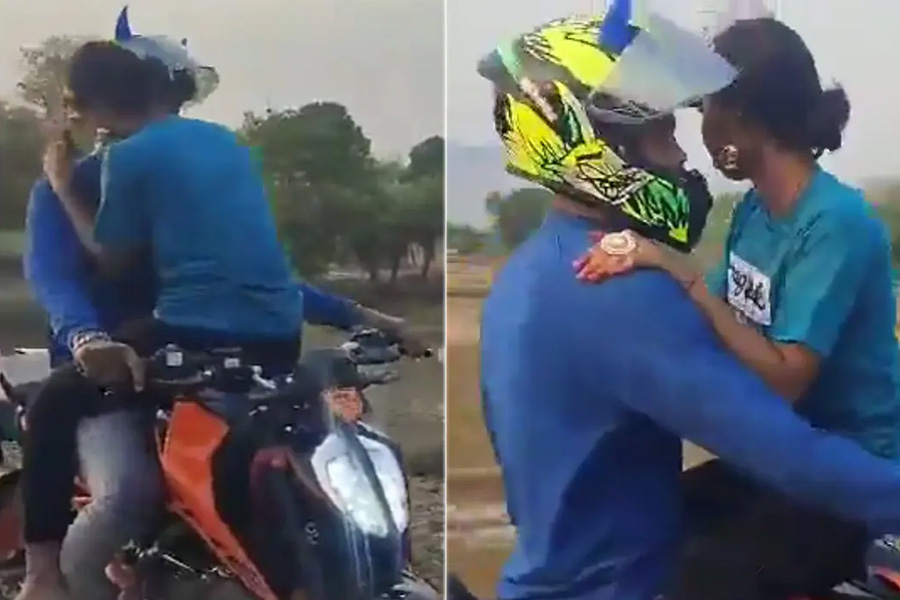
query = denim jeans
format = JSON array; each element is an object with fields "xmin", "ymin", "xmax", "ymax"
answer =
[{"xmin": 60, "ymin": 410, "xmax": 163, "ymax": 600}]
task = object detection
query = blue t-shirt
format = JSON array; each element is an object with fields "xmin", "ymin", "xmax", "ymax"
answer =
[
  {"xmin": 94, "ymin": 116, "xmax": 302, "ymax": 337},
  {"xmin": 707, "ymin": 168, "xmax": 900, "ymax": 459},
  {"xmin": 481, "ymin": 210, "xmax": 900, "ymax": 600},
  {"xmin": 24, "ymin": 153, "xmax": 157, "ymax": 363}
]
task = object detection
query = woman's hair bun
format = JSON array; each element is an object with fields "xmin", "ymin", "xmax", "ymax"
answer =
[{"xmin": 806, "ymin": 85, "xmax": 850, "ymax": 154}]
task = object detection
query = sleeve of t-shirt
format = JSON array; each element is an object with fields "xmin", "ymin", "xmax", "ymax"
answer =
[
  {"xmin": 593, "ymin": 276, "xmax": 900, "ymax": 534},
  {"xmin": 94, "ymin": 143, "xmax": 149, "ymax": 249},
  {"xmin": 770, "ymin": 212, "xmax": 877, "ymax": 357},
  {"xmin": 297, "ymin": 281, "xmax": 361, "ymax": 329},
  {"xmin": 23, "ymin": 179, "xmax": 102, "ymax": 349}
]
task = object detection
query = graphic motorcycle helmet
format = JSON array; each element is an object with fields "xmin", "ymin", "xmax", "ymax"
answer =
[
  {"xmin": 477, "ymin": 0, "xmax": 738, "ymax": 250},
  {"xmin": 112, "ymin": 6, "xmax": 220, "ymax": 108}
]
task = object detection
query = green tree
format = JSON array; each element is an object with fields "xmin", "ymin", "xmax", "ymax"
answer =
[
  {"xmin": 0, "ymin": 102, "xmax": 43, "ymax": 228},
  {"xmin": 447, "ymin": 223, "xmax": 488, "ymax": 255},
  {"xmin": 339, "ymin": 156, "xmax": 442, "ymax": 283},
  {"xmin": 400, "ymin": 136, "xmax": 444, "ymax": 279},
  {"xmin": 242, "ymin": 102, "xmax": 373, "ymax": 188},
  {"xmin": 0, "ymin": 36, "xmax": 90, "ymax": 229},
  {"xmin": 487, "ymin": 187, "xmax": 553, "ymax": 250},
  {"xmin": 338, "ymin": 160, "xmax": 406, "ymax": 282},
  {"xmin": 404, "ymin": 135, "xmax": 443, "ymax": 181},
  {"xmin": 240, "ymin": 102, "xmax": 376, "ymax": 277},
  {"xmin": 17, "ymin": 36, "xmax": 85, "ymax": 113}
]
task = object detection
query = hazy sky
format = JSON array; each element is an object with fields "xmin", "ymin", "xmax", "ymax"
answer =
[
  {"xmin": 0, "ymin": 0, "xmax": 443, "ymax": 157},
  {"xmin": 447, "ymin": 0, "xmax": 900, "ymax": 184}
]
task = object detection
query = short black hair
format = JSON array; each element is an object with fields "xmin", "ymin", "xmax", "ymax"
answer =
[
  {"xmin": 162, "ymin": 69, "xmax": 198, "ymax": 113},
  {"xmin": 66, "ymin": 41, "xmax": 169, "ymax": 117},
  {"xmin": 712, "ymin": 18, "xmax": 850, "ymax": 157}
]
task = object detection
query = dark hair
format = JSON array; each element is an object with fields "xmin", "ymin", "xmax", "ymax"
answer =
[
  {"xmin": 67, "ymin": 41, "xmax": 169, "ymax": 117},
  {"xmin": 712, "ymin": 18, "xmax": 850, "ymax": 157},
  {"xmin": 162, "ymin": 69, "xmax": 198, "ymax": 113}
]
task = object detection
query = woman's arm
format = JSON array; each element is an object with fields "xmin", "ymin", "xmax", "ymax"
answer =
[
  {"xmin": 24, "ymin": 180, "xmax": 106, "ymax": 355},
  {"xmin": 681, "ymin": 271, "xmax": 820, "ymax": 401},
  {"xmin": 577, "ymin": 233, "xmax": 820, "ymax": 400}
]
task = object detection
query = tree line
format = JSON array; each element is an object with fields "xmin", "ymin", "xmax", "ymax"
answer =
[
  {"xmin": 450, "ymin": 185, "xmax": 900, "ymax": 271},
  {"xmin": 0, "ymin": 37, "xmax": 444, "ymax": 283}
]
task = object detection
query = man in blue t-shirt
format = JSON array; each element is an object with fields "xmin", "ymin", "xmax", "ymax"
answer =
[
  {"xmin": 25, "ymin": 133, "xmax": 412, "ymax": 600},
  {"xmin": 482, "ymin": 206, "xmax": 900, "ymax": 600},
  {"xmin": 18, "ymin": 41, "xmax": 420, "ymax": 600},
  {"xmin": 473, "ymin": 9, "xmax": 900, "ymax": 600}
]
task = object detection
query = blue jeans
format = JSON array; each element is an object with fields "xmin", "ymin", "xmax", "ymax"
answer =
[{"xmin": 61, "ymin": 410, "xmax": 162, "ymax": 600}]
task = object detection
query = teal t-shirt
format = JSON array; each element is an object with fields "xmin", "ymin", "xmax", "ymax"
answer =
[{"xmin": 707, "ymin": 167, "xmax": 900, "ymax": 459}]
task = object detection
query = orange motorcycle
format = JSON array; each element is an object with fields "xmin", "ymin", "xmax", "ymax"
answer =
[{"xmin": 0, "ymin": 328, "xmax": 437, "ymax": 600}]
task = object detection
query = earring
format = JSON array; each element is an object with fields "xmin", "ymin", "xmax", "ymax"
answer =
[{"xmin": 718, "ymin": 144, "xmax": 740, "ymax": 173}]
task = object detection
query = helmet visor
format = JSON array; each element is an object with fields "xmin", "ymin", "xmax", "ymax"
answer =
[{"xmin": 589, "ymin": 10, "xmax": 737, "ymax": 124}]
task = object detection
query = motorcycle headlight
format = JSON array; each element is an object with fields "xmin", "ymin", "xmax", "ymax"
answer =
[
  {"xmin": 324, "ymin": 452, "xmax": 391, "ymax": 537},
  {"xmin": 312, "ymin": 433, "xmax": 409, "ymax": 537},
  {"xmin": 358, "ymin": 434, "xmax": 409, "ymax": 533}
]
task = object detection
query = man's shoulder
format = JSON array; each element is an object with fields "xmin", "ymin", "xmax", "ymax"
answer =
[
  {"xmin": 488, "ymin": 262, "xmax": 704, "ymax": 341},
  {"xmin": 592, "ymin": 272, "xmax": 703, "ymax": 323},
  {"xmin": 171, "ymin": 116, "xmax": 235, "ymax": 139}
]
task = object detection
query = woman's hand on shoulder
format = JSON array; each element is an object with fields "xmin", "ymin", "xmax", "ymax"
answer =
[
  {"xmin": 573, "ymin": 230, "xmax": 662, "ymax": 283},
  {"xmin": 574, "ymin": 229, "xmax": 704, "ymax": 292}
]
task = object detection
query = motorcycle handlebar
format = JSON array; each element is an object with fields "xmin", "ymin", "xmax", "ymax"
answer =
[
  {"xmin": 340, "ymin": 326, "xmax": 434, "ymax": 364},
  {"xmin": 139, "ymin": 326, "xmax": 432, "ymax": 393}
]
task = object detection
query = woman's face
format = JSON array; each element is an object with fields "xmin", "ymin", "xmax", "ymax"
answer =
[{"xmin": 700, "ymin": 97, "xmax": 763, "ymax": 181}]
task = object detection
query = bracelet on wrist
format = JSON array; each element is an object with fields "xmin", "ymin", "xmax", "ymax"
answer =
[{"xmin": 70, "ymin": 330, "xmax": 110, "ymax": 354}]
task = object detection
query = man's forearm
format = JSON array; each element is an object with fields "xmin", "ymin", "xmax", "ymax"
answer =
[{"xmin": 626, "ymin": 342, "xmax": 900, "ymax": 535}]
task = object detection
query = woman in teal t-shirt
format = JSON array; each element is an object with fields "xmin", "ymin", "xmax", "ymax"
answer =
[
  {"xmin": 579, "ymin": 18, "xmax": 900, "ymax": 460},
  {"xmin": 575, "ymin": 16, "xmax": 900, "ymax": 599}
]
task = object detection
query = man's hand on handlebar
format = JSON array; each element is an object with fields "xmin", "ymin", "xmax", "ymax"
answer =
[
  {"xmin": 73, "ymin": 335, "xmax": 145, "ymax": 392},
  {"xmin": 355, "ymin": 306, "xmax": 430, "ymax": 359}
]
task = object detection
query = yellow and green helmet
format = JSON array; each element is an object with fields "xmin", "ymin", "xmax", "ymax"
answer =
[{"xmin": 478, "ymin": 0, "xmax": 737, "ymax": 250}]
